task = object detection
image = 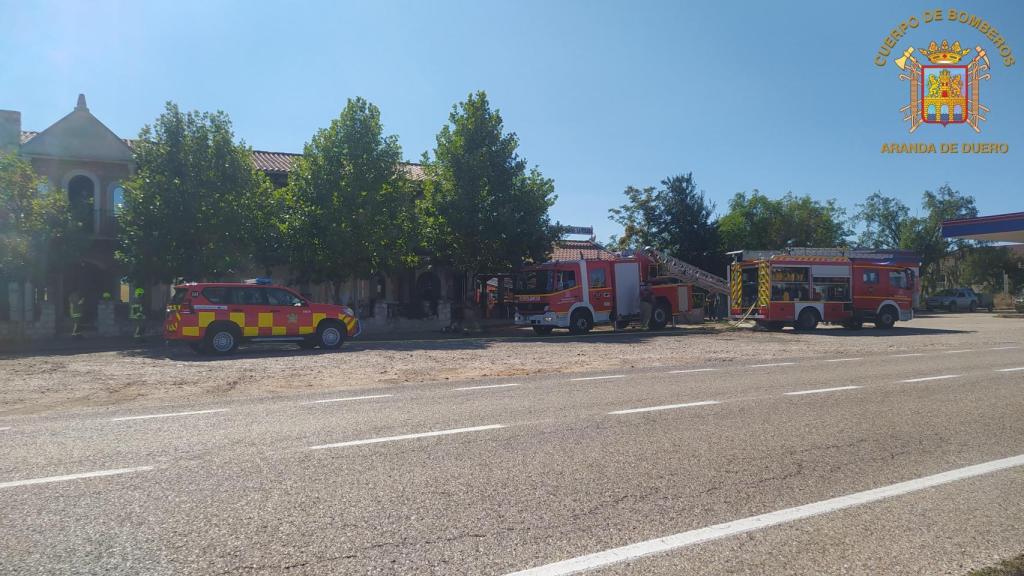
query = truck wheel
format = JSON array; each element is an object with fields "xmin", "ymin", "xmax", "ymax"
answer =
[
  {"xmin": 968, "ymin": 301, "xmax": 977, "ymax": 312},
  {"xmin": 569, "ymin": 309, "xmax": 593, "ymax": 335},
  {"xmin": 649, "ymin": 302, "xmax": 671, "ymax": 330},
  {"xmin": 875, "ymin": 306, "xmax": 898, "ymax": 329},
  {"xmin": 204, "ymin": 323, "xmax": 240, "ymax": 355},
  {"xmin": 794, "ymin": 309, "xmax": 819, "ymax": 331},
  {"xmin": 317, "ymin": 321, "xmax": 345, "ymax": 350},
  {"xmin": 532, "ymin": 326, "xmax": 554, "ymax": 336},
  {"xmin": 948, "ymin": 301, "xmax": 958, "ymax": 313}
]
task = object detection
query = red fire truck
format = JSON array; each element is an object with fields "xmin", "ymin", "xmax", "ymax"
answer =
[
  {"xmin": 728, "ymin": 250, "xmax": 919, "ymax": 330},
  {"xmin": 513, "ymin": 253, "xmax": 701, "ymax": 334}
]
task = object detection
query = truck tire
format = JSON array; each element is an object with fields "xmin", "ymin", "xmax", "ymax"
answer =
[
  {"xmin": 204, "ymin": 322, "xmax": 240, "ymax": 355},
  {"xmin": 794, "ymin": 308, "xmax": 819, "ymax": 331},
  {"xmin": 316, "ymin": 320, "xmax": 345, "ymax": 350},
  {"xmin": 649, "ymin": 302, "xmax": 671, "ymax": 330},
  {"xmin": 569, "ymin": 309, "xmax": 593, "ymax": 335},
  {"xmin": 875, "ymin": 306, "xmax": 898, "ymax": 329},
  {"xmin": 532, "ymin": 326, "xmax": 554, "ymax": 336},
  {"xmin": 948, "ymin": 301, "xmax": 958, "ymax": 313}
]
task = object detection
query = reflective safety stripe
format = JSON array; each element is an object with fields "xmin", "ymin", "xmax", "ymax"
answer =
[
  {"xmin": 198, "ymin": 311, "xmax": 215, "ymax": 327},
  {"xmin": 258, "ymin": 313, "xmax": 273, "ymax": 327}
]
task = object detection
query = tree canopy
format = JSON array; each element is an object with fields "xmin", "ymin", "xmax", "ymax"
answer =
[
  {"xmin": 608, "ymin": 173, "xmax": 724, "ymax": 273},
  {"xmin": 118, "ymin": 102, "xmax": 276, "ymax": 284},
  {"xmin": 718, "ymin": 190, "xmax": 850, "ymax": 251},
  {"xmin": 283, "ymin": 97, "xmax": 415, "ymax": 298},
  {"xmin": 418, "ymin": 91, "xmax": 559, "ymax": 277}
]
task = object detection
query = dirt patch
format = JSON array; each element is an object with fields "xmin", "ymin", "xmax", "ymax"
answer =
[{"xmin": 0, "ymin": 313, "xmax": 1018, "ymax": 417}]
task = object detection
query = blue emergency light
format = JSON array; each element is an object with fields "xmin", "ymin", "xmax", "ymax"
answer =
[{"xmin": 244, "ymin": 277, "xmax": 273, "ymax": 285}]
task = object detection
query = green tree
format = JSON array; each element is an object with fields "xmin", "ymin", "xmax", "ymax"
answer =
[
  {"xmin": 900, "ymin": 184, "xmax": 977, "ymax": 293},
  {"xmin": 608, "ymin": 173, "xmax": 724, "ymax": 273},
  {"xmin": 0, "ymin": 152, "xmax": 80, "ymax": 283},
  {"xmin": 962, "ymin": 246, "xmax": 1024, "ymax": 293},
  {"xmin": 118, "ymin": 102, "xmax": 277, "ymax": 284},
  {"xmin": 718, "ymin": 190, "xmax": 850, "ymax": 250},
  {"xmin": 419, "ymin": 91, "xmax": 560, "ymax": 286},
  {"xmin": 284, "ymin": 97, "xmax": 415, "ymax": 301},
  {"xmin": 853, "ymin": 192, "xmax": 911, "ymax": 249}
]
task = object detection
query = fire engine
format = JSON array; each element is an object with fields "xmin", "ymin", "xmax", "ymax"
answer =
[
  {"xmin": 728, "ymin": 249, "xmax": 920, "ymax": 330},
  {"xmin": 513, "ymin": 250, "xmax": 728, "ymax": 335}
]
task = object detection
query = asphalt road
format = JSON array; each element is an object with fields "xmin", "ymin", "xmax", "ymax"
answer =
[{"xmin": 1, "ymin": 341, "xmax": 1023, "ymax": 575}]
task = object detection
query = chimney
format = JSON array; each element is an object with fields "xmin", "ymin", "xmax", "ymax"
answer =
[{"xmin": 0, "ymin": 109, "xmax": 21, "ymax": 153}]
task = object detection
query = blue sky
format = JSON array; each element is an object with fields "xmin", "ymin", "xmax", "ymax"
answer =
[{"xmin": 2, "ymin": 0, "xmax": 1020, "ymax": 241}]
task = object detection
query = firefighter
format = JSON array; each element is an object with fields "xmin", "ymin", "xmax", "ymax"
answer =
[
  {"xmin": 129, "ymin": 287, "xmax": 146, "ymax": 339},
  {"xmin": 68, "ymin": 291, "xmax": 84, "ymax": 338},
  {"xmin": 640, "ymin": 285, "xmax": 654, "ymax": 328}
]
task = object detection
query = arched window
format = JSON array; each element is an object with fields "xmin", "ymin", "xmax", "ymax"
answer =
[
  {"xmin": 111, "ymin": 184, "xmax": 125, "ymax": 213},
  {"xmin": 67, "ymin": 175, "xmax": 96, "ymax": 233}
]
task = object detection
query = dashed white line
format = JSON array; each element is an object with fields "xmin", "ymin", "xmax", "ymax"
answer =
[
  {"xmin": 0, "ymin": 466, "xmax": 154, "ymax": 490},
  {"xmin": 890, "ymin": 353, "xmax": 924, "ymax": 357},
  {"xmin": 900, "ymin": 374, "xmax": 961, "ymax": 383},
  {"xmin": 306, "ymin": 394, "xmax": 393, "ymax": 404},
  {"xmin": 991, "ymin": 346, "xmax": 1021, "ymax": 350},
  {"xmin": 824, "ymin": 358, "xmax": 862, "ymax": 363},
  {"xmin": 570, "ymin": 375, "xmax": 626, "ymax": 381},
  {"xmin": 943, "ymin": 349, "xmax": 973, "ymax": 354},
  {"xmin": 749, "ymin": 362, "xmax": 796, "ymax": 368},
  {"xmin": 996, "ymin": 367, "xmax": 1024, "ymax": 372},
  {"xmin": 503, "ymin": 454, "xmax": 1024, "ymax": 576},
  {"xmin": 110, "ymin": 409, "xmax": 229, "ymax": 422},
  {"xmin": 0, "ymin": 427, "xmax": 10, "ymax": 432},
  {"xmin": 667, "ymin": 368, "xmax": 718, "ymax": 374},
  {"xmin": 452, "ymin": 383, "xmax": 521, "ymax": 391},
  {"xmin": 784, "ymin": 385, "xmax": 862, "ymax": 396},
  {"xmin": 308, "ymin": 424, "xmax": 505, "ymax": 450},
  {"xmin": 609, "ymin": 401, "xmax": 720, "ymax": 415}
]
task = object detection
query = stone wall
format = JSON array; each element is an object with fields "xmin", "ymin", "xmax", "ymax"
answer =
[{"xmin": 0, "ymin": 302, "xmax": 55, "ymax": 342}]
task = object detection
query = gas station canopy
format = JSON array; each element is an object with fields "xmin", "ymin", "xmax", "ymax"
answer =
[{"xmin": 942, "ymin": 212, "xmax": 1024, "ymax": 244}]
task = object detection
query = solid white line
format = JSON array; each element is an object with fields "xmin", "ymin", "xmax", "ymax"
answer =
[
  {"xmin": 996, "ymin": 367, "xmax": 1024, "ymax": 372},
  {"xmin": 110, "ymin": 409, "xmax": 229, "ymax": 422},
  {"xmin": 503, "ymin": 454, "xmax": 1024, "ymax": 576},
  {"xmin": 943, "ymin": 349, "xmax": 973, "ymax": 354},
  {"xmin": 308, "ymin": 424, "xmax": 505, "ymax": 450},
  {"xmin": 0, "ymin": 466, "xmax": 154, "ymax": 490},
  {"xmin": 667, "ymin": 368, "xmax": 718, "ymax": 374},
  {"xmin": 991, "ymin": 346, "xmax": 1021, "ymax": 350},
  {"xmin": 900, "ymin": 374, "xmax": 961, "ymax": 383},
  {"xmin": 306, "ymin": 394, "xmax": 393, "ymax": 404},
  {"xmin": 890, "ymin": 353, "xmax": 924, "ymax": 357},
  {"xmin": 824, "ymin": 358, "xmax": 862, "ymax": 363},
  {"xmin": 609, "ymin": 401, "xmax": 720, "ymax": 415},
  {"xmin": 570, "ymin": 375, "xmax": 626, "ymax": 381},
  {"xmin": 784, "ymin": 385, "xmax": 862, "ymax": 396},
  {"xmin": 452, "ymin": 383, "xmax": 521, "ymax": 391},
  {"xmin": 749, "ymin": 362, "xmax": 796, "ymax": 368},
  {"xmin": 0, "ymin": 427, "xmax": 10, "ymax": 432}
]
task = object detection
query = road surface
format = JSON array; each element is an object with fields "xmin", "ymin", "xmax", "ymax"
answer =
[{"xmin": 2, "ymin": 341, "xmax": 1023, "ymax": 574}]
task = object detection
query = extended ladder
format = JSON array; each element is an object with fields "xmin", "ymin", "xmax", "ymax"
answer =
[{"xmin": 647, "ymin": 249, "xmax": 729, "ymax": 295}]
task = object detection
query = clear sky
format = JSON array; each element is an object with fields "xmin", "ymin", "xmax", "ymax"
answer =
[{"xmin": 2, "ymin": 0, "xmax": 1021, "ymax": 241}]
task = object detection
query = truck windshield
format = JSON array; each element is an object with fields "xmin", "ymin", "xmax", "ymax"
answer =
[{"xmin": 515, "ymin": 270, "xmax": 555, "ymax": 294}]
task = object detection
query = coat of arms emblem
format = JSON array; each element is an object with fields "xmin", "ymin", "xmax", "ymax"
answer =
[{"xmin": 894, "ymin": 39, "xmax": 991, "ymax": 133}]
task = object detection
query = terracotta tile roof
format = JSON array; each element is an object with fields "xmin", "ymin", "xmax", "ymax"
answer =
[
  {"xmin": 21, "ymin": 131, "xmax": 425, "ymax": 181},
  {"xmin": 551, "ymin": 239, "xmax": 617, "ymax": 261}
]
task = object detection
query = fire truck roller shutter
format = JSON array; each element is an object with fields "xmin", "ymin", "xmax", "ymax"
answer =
[
  {"xmin": 810, "ymin": 265, "xmax": 850, "ymax": 277},
  {"xmin": 614, "ymin": 262, "xmax": 641, "ymax": 316}
]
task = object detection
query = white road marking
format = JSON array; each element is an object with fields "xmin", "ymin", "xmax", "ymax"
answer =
[
  {"xmin": 452, "ymin": 383, "xmax": 521, "ymax": 391},
  {"xmin": 110, "ymin": 409, "xmax": 229, "ymax": 421},
  {"xmin": 504, "ymin": 454, "xmax": 1024, "ymax": 576},
  {"xmin": 570, "ymin": 375, "xmax": 626, "ymax": 381},
  {"xmin": 609, "ymin": 401, "xmax": 720, "ymax": 415},
  {"xmin": 943, "ymin": 349, "xmax": 973, "ymax": 354},
  {"xmin": 305, "ymin": 394, "xmax": 393, "ymax": 404},
  {"xmin": 991, "ymin": 346, "xmax": 1021, "ymax": 350},
  {"xmin": 667, "ymin": 368, "xmax": 718, "ymax": 374},
  {"xmin": 749, "ymin": 362, "xmax": 796, "ymax": 368},
  {"xmin": 0, "ymin": 427, "xmax": 10, "ymax": 432},
  {"xmin": 0, "ymin": 466, "xmax": 154, "ymax": 490},
  {"xmin": 824, "ymin": 358, "xmax": 862, "ymax": 363},
  {"xmin": 784, "ymin": 385, "xmax": 862, "ymax": 396},
  {"xmin": 890, "ymin": 353, "xmax": 924, "ymax": 357},
  {"xmin": 900, "ymin": 374, "xmax": 961, "ymax": 383},
  {"xmin": 996, "ymin": 367, "xmax": 1024, "ymax": 372},
  {"xmin": 308, "ymin": 424, "xmax": 505, "ymax": 450}
]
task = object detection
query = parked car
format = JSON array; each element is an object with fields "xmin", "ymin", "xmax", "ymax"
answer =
[
  {"xmin": 1016, "ymin": 289, "xmax": 1024, "ymax": 313},
  {"xmin": 924, "ymin": 287, "xmax": 993, "ymax": 312},
  {"xmin": 164, "ymin": 280, "xmax": 360, "ymax": 355}
]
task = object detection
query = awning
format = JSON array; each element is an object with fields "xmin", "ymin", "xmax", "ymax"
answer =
[{"xmin": 942, "ymin": 212, "xmax": 1024, "ymax": 243}]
